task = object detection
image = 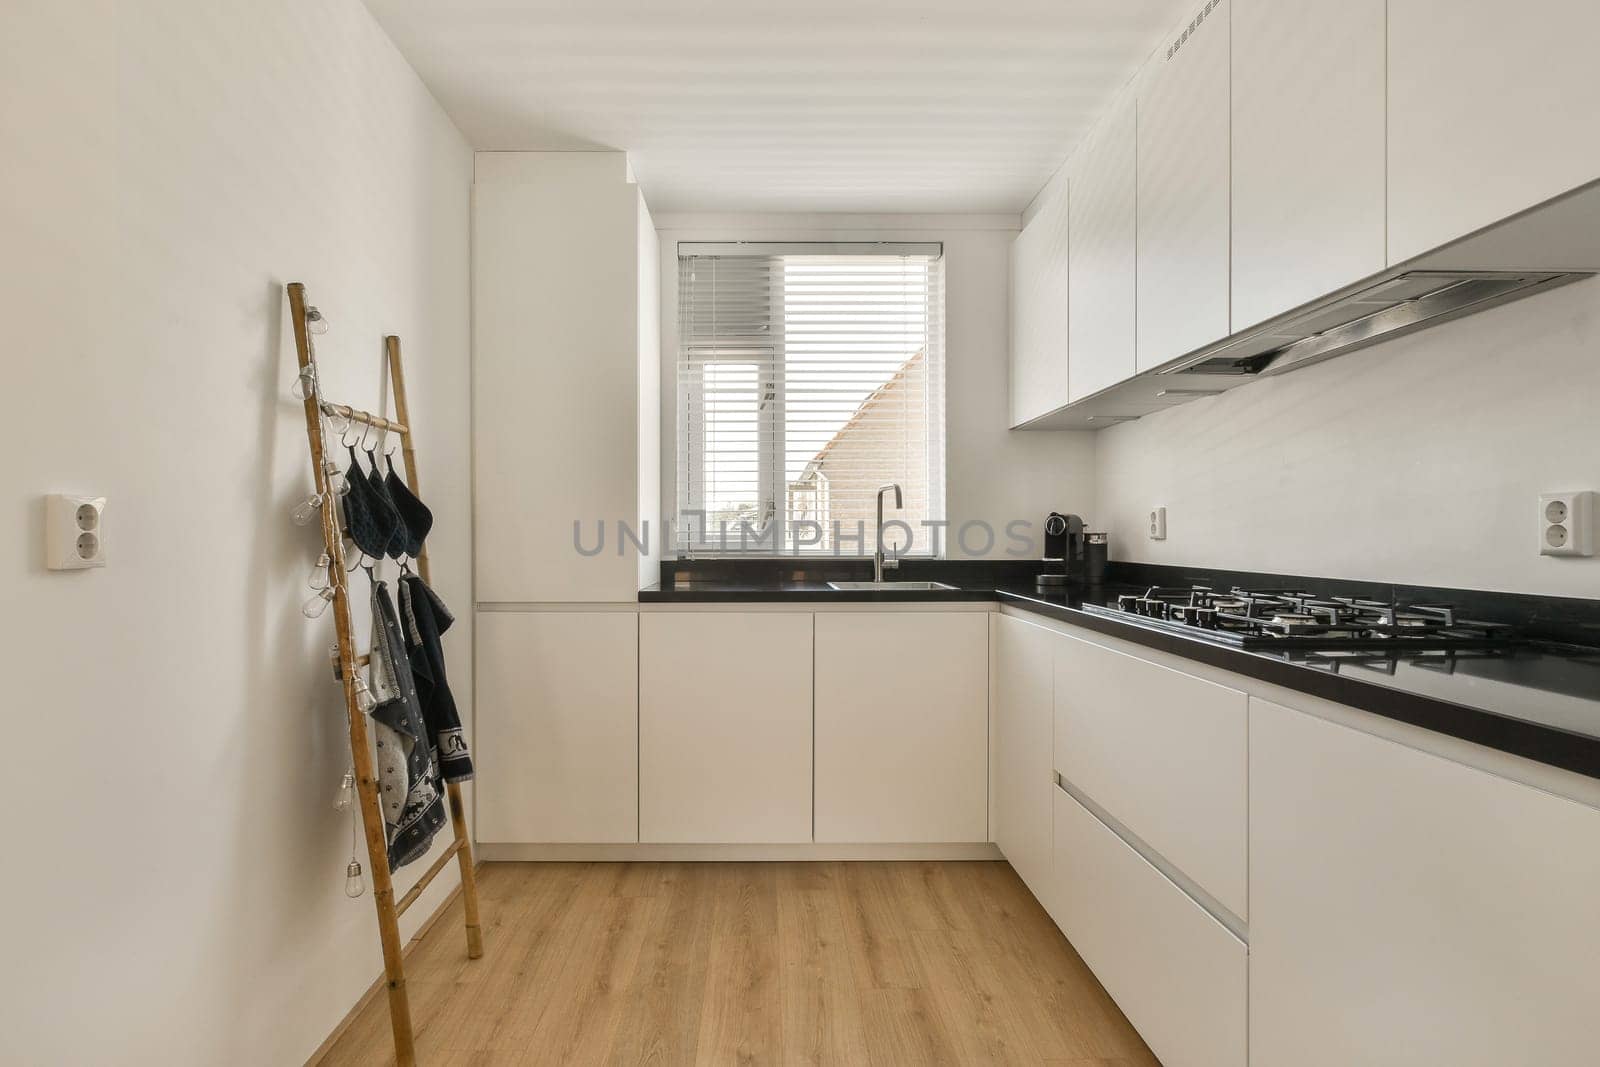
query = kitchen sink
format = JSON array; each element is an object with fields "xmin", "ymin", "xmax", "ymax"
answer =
[{"xmin": 826, "ymin": 580, "xmax": 959, "ymax": 592}]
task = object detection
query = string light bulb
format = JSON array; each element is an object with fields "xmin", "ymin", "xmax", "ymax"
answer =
[
  {"xmin": 305, "ymin": 305, "xmax": 330, "ymax": 335},
  {"xmin": 333, "ymin": 768, "xmax": 355, "ymax": 811},
  {"xmin": 290, "ymin": 493, "xmax": 323, "ymax": 527},
  {"xmin": 301, "ymin": 586, "xmax": 335, "ymax": 619},
  {"xmin": 344, "ymin": 859, "xmax": 365, "ymax": 898}
]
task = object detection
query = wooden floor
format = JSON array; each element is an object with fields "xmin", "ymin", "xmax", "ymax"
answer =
[{"xmin": 323, "ymin": 861, "xmax": 1157, "ymax": 1066}]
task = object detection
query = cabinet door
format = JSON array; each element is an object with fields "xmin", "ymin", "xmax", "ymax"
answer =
[
  {"xmin": 639, "ymin": 612, "xmax": 813, "ymax": 843},
  {"xmin": 1010, "ymin": 169, "xmax": 1070, "ymax": 425},
  {"xmin": 1067, "ymin": 93, "xmax": 1137, "ymax": 401},
  {"xmin": 1232, "ymin": 0, "xmax": 1385, "ymax": 329},
  {"xmin": 472, "ymin": 157, "xmax": 643, "ymax": 602},
  {"xmin": 1136, "ymin": 0, "xmax": 1230, "ymax": 371},
  {"xmin": 814, "ymin": 612, "xmax": 988, "ymax": 843},
  {"xmin": 475, "ymin": 611, "xmax": 639, "ymax": 843},
  {"xmin": 1250, "ymin": 697, "xmax": 1600, "ymax": 1065},
  {"xmin": 1388, "ymin": 0, "xmax": 1600, "ymax": 263},
  {"xmin": 1054, "ymin": 634, "xmax": 1247, "ymax": 919},
  {"xmin": 992, "ymin": 615, "xmax": 1056, "ymax": 900},
  {"xmin": 1053, "ymin": 785, "xmax": 1247, "ymax": 1067}
]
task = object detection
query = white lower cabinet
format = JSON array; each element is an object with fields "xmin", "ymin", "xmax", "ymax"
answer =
[
  {"xmin": 1249, "ymin": 697, "xmax": 1600, "ymax": 1066},
  {"xmin": 475, "ymin": 611, "xmax": 639, "ymax": 843},
  {"xmin": 992, "ymin": 614, "xmax": 1057, "ymax": 900},
  {"xmin": 814, "ymin": 611, "xmax": 989, "ymax": 843},
  {"xmin": 1053, "ymin": 784, "xmax": 1247, "ymax": 1067},
  {"xmin": 1054, "ymin": 633, "xmax": 1248, "ymax": 919},
  {"xmin": 639, "ymin": 612, "xmax": 813, "ymax": 843}
]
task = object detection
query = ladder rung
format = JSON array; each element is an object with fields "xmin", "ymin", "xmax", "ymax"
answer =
[
  {"xmin": 321, "ymin": 400, "xmax": 408, "ymax": 436},
  {"xmin": 394, "ymin": 838, "xmax": 463, "ymax": 917}
]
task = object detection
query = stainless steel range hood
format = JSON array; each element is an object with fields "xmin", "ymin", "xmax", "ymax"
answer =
[
  {"xmin": 1162, "ymin": 270, "xmax": 1581, "ymax": 379},
  {"xmin": 1018, "ymin": 177, "xmax": 1600, "ymax": 430}
]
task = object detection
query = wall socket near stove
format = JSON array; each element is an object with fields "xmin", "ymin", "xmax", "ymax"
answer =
[
  {"xmin": 1539, "ymin": 491, "xmax": 1593, "ymax": 557},
  {"xmin": 1148, "ymin": 506, "xmax": 1167, "ymax": 540}
]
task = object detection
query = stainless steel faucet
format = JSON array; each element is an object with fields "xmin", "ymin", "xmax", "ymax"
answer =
[{"xmin": 874, "ymin": 483, "xmax": 903, "ymax": 583}]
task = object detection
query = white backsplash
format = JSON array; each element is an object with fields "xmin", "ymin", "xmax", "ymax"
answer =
[{"xmin": 1095, "ymin": 275, "xmax": 1600, "ymax": 598}]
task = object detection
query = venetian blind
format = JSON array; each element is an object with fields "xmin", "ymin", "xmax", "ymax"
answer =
[{"xmin": 676, "ymin": 243, "xmax": 946, "ymax": 556}]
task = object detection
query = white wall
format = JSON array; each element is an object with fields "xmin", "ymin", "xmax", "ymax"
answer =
[
  {"xmin": 1096, "ymin": 276, "xmax": 1600, "ymax": 597},
  {"xmin": 656, "ymin": 213, "xmax": 1097, "ymax": 559},
  {"xmin": 0, "ymin": 3, "xmax": 472, "ymax": 1064}
]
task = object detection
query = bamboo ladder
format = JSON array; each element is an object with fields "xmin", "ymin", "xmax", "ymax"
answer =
[{"xmin": 287, "ymin": 282, "xmax": 483, "ymax": 1066}]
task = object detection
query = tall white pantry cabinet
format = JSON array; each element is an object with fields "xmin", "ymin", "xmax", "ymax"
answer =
[{"xmin": 472, "ymin": 151, "xmax": 659, "ymax": 847}]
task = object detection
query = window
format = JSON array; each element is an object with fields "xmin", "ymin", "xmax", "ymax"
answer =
[{"xmin": 676, "ymin": 242, "xmax": 945, "ymax": 555}]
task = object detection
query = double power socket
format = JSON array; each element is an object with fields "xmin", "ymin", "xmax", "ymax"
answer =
[{"xmin": 1540, "ymin": 491, "xmax": 1594, "ymax": 557}]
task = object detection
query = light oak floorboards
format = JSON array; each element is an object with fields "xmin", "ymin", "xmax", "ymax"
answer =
[{"xmin": 322, "ymin": 861, "xmax": 1157, "ymax": 1066}]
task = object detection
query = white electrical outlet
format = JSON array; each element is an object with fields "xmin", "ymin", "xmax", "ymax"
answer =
[
  {"xmin": 1539, "ymin": 491, "xmax": 1593, "ymax": 557},
  {"xmin": 1149, "ymin": 506, "xmax": 1167, "ymax": 540},
  {"xmin": 46, "ymin": 494, "xmax": 106, "ymax": 570}
]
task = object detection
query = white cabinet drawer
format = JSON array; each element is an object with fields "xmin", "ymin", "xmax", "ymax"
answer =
[
  {"xmin": 1053, "ymin": 785, "xmax": 1246, "ymax": 1067},
  {"xmin": 1054, "ymin": 633, "xmax": 1247, "ymax": 918}
]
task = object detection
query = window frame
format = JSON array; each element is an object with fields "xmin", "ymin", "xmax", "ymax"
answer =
[{"xmin": 675, "ymin": 242, "xmax": 945, "ymax": 558}]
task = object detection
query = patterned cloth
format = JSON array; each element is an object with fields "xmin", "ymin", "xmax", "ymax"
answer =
[
  {"xmin": 368, "ymin": 580, "xmax": 446, "ymax": 870},
  {"xmin": 399, "ymin": 574, "xmax": 473, "ymax": 784}
]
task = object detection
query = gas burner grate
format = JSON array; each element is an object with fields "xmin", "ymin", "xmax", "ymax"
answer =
[{"xmin": 1088, "ymin": 585, "xmax": 1518, "ymax": 651}]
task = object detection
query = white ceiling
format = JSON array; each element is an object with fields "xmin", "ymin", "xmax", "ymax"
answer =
[{"xmin": 363, "ymin": 0, "xmax": 1184, "ymax": 213}]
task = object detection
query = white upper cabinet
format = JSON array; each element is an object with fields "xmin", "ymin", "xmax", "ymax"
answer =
[
  {"xmin": 1009, "ymin": 169, "xmax": 1071, "ymax": 426},
  {"xmin": 1231, "ymin": 0, "xmax": 1385, "ymax": 330},
  {"xmin": 473, "ymin": 152, "xmax": 658, "ymax": 602},
  {"xmin": 1136, "ymin": 0, "xmax": 1230, "ymax": 372},
  {"xmin": 1388, "ymin": 0, "xmax": 1600, "ymax": 264},
  {"xmin": 1067, "ymin": 94, "xmax": 1138, "ymax": 401}
]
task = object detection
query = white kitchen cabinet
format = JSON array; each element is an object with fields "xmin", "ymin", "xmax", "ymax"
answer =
[
  {"xmin": 473, "ymin": 152, "xmax": 659, "ymax": 602},
  {"xmin": 1388, "ymin": 0, "xmax": 1600, "ymax": 264},
  {"xmin": 475, "ymin": 611, "xmax": 639, "ymax": 843},
  {"xmin": 1135, "ymin": 0, "xmax": 1230, "ymax": 371},
  {"xmin": 1250, "ymin": 697, "xmax": 1600, "ymax": 1065},
  {"xmin": 992, "ymin": 614, "xmax": 1056, "ymax": 900},
  {"xmin": 1053, "ymin": 633, "xmax": 1248, "ymax": 919},
  {"xmin": 1067, "ymin": 92, "xmax": 1137, "ymax": 401},
  {"xmin": 1010, "ymin": 168, "xmax": 1070, "ymax": 425},
  {"xmin": 639, "ymin": 612, "xmax": 813, "ymax": 843},
  {"xmin": 1231, "ymin": 0, "xmax": 1385, "ymax": 329},
  {"xmin": 1053, "ymin": 785, "xmax": 1247, "ymax": 1067},
  {"xmin": 814, "ymin": 612, "xmax": 988, "ymax": 843}
]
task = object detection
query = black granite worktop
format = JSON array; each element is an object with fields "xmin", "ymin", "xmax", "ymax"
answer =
[{"xmin": 642, "ymin": 559, "xmax": 1600, "ymax": 779}]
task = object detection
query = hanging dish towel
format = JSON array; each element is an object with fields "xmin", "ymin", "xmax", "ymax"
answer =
[
  {"xmin": 385, "ymin": 454, "xmax": 433, "ymax": 560},
  {"xmin": 341, "ymin": 446, "xmax": 401, "ymax": 560},
  {"xmin": 368, "ymin": 580, "xmax": 446, "ymax": 870},
  {"xmin": 400, "ymin": 573, "xmax": 473, "ymax": 785}
]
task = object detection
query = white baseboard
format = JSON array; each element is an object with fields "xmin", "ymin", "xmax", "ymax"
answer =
[{"xmin": 476, "ymin": 841, "xmax": 1003, "ymax": 862}]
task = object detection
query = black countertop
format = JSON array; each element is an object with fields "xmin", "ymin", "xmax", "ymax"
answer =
[{"xmin": 642, "ymin": 560, "xmax": 1600, "ymax": 780}]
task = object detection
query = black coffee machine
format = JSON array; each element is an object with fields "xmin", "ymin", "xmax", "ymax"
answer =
[{"xmin": 1037, "ymin": 512, "xmax": 1085, "ymax": 589}]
